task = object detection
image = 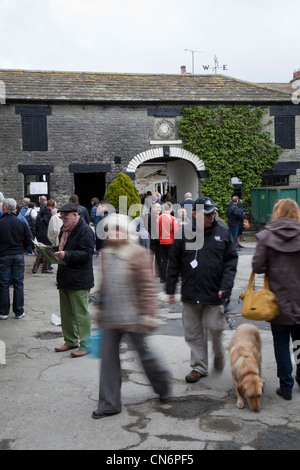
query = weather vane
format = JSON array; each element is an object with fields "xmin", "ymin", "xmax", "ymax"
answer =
[{"xmin": 202, "ymin": 55, "xmax": 228, "ymax": 74}]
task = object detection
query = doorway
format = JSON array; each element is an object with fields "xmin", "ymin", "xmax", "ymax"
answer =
[{"xmin": 74, "ymin": 172, "xmax": 106, "ymax": 211}]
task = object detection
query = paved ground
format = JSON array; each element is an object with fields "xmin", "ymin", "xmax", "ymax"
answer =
[{"xmin": 1, "ymin": 240, "xmax": 300, "ymax": 452}]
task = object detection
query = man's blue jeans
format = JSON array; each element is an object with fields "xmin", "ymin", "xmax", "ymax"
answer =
[
  {"xmin": 0, "ymin": 254, "xmax": 25, "ymax": 317},
  {"xmin": 271, "ymin": 323, "xmax": 300, "ymax": 395},
  {"xmin": 229, "ymin": 225, "xmax": 239, "ymax": 248}
]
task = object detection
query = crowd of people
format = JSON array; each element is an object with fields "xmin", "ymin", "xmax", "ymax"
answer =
[
  {"xmin": 0, "ymin": 188, "xmax": 300, "ymax": 419},
  {"xmin": 0, "ymin": 194, "xmax": 95, "ymax": 359}
]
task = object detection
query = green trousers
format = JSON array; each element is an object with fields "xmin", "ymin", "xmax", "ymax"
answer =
[{"xmin": 59, "ymin": 289, "xmax": 91, "ymax": 351}]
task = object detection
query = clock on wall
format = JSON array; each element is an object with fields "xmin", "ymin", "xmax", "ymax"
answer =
[{"xmin": 155, "ymin": 119, "xmax": 175, "ymax": 139}]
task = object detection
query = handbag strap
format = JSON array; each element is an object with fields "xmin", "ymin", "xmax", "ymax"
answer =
[
  {"xmin": 248, "ymin": 271, "xmax": 255, "ymax": 290},
  {"xmin": 248, "ymin": 270, "xmax": 270, "ymax": 291},
  {"xmin": 264, "ymin": 274, "xmax": 271, "ymax": 290}
]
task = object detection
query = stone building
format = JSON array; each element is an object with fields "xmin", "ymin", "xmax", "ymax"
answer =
[{"xmin": 0, "ymin": 69, "xmax": 299, "ymax": 209}]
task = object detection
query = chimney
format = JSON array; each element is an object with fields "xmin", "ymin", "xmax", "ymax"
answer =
[
  {"xmin": 293, "ymin": 69, "xmax": 300, "ymax": 80},
  {"xmin": 181, "ymin": 65, "xmax": 186, "ymax": 74}
]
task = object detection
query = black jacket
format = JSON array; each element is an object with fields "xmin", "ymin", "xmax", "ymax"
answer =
[
  {"xmin": 0, "ymin": 212, "xmax": 32, "ymax": 255},
  {"xmin": 35, "ymin": 204, "xmax": 52, "ymax": 244},
  {"xmin": 226, "ymin": 202, "xmax": 243, "ymax": 227},
  {"xmin": 166, "ymin": 220, "xmax": 238, "ymax": 304},
  {"xmin": 55, "ymin": 218, "xmax": 94, "ymax": 290}
]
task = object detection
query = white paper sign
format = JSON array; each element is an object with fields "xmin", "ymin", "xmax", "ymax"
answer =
[{"xmin": 29, "ymin": 182, "xmax": 48, "ymax": 194}]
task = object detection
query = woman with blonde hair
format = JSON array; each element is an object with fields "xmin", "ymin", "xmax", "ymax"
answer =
[
  {"xmin": 252, "ymin": 198, "xmax": 300, "ymax": 400},
  {"xmin": 272, "ymin": 198, "xmax": 300, "ymax": 222}
]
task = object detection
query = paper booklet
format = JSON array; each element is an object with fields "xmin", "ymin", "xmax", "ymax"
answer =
[{"xmin": 33, "ymin": 238, "xmax": 66, "ymax": 265}]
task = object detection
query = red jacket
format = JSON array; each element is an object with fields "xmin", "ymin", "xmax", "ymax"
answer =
[{"xmin": 157, "ymin": 213, "xmax": 179, "ymax": 245}]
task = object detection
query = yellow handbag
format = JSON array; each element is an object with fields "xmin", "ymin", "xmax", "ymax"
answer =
[{"xmin": 239, "ymin": 271, "xmax": 280, "ymax": 321}]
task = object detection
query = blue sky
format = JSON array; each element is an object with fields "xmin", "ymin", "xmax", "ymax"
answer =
[{"xmin": 0, "ymin": 0, "xmax": 299, "ymax": 83}]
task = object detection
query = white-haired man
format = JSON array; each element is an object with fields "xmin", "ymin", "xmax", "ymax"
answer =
[{"xmin": 180, "ymin": 192, "xmax": 195, "ymax": 220}]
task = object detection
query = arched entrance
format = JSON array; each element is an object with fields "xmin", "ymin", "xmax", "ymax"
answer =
[{"xmin": 126, "ymin": 147, "xmax": 206, "ymax": 202}]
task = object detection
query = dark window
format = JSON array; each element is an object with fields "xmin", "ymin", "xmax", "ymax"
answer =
[
  {"xmin": 24, "ymin": 173, "xmax": 50, "ymax": 205},
  {"xmin": 274, "ymin": 116, "xmax": 295, "ymax": 149},
  {"xmin": 15, "ymin": 106, "xmax": 52, "ymax": 152},
  {"xmin": 261, "ymin": 175, "xmax": 289, "ymax": 186},
  {"xmin": 18, "ymin": 165, "xmax": 53, "ymax": 204},
  {"xmin": 21, "ymin": 115, "xmax": 48, "ymax": 151}
]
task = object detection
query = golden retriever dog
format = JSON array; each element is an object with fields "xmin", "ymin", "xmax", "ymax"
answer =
[{"xmin": 228, "ymin": 324, "xmax": 265, "ymax": 412}]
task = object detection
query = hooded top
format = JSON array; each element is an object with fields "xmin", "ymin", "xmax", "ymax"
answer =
[
  {"xmin": 252, "ymin": 218, "xmax": 300, "ymax": 324},
  {"xmin": 255, "ymin": 218, "xmax": 300, "ymax": 252}
]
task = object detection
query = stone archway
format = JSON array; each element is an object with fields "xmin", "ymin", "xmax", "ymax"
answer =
[
  {"xmin": 125, "ymin": 147, "xmax": 205, "ymax": 173},
  {"xmin": 126, "ymin": 147, "xmax": 206, "ymax": 202}
]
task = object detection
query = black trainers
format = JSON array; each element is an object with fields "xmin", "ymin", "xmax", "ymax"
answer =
[
  {"xmin": 15, "ymin": 313, "xmax": 25, "ymax": 319},
  {"xmin": 91, "ymin": 410, "xmax": 120, "ymax": 419}
]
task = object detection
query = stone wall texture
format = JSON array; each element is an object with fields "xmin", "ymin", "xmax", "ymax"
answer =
[{"xmin": 0, "ymin": 101, "xmax": 299, "ymax": 208}]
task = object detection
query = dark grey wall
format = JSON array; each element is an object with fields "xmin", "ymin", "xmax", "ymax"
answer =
[{"xmin": 0, "ymin": 102, "xmax": 182, "ymax": 207}]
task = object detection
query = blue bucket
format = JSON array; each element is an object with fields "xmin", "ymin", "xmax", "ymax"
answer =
[{"xmin": 89, "ymin": 329, "xmax": 102, "ymax": 358}]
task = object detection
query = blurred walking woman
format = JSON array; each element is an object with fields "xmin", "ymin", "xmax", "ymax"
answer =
[
  {"xmin": 92, "ymin": 214, "xmax": 169, "ymax": 419},
  {"xmin": 252, "ymin": 199, "xmax": 300, "ymax": 400}
]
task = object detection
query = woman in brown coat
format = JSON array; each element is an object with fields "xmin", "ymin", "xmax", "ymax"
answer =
[
  {"xmin": 252, "ymin": 199, "xmax": 300, "ymax": 400},
  {"xmin": 92, "ymin": 214, "xmax": 170, "ymax": 419}
]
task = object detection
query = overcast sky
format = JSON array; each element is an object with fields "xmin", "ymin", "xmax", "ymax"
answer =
[{"xmin": 0, "ymin": 0, "xmax": 299, "ymax": 83}]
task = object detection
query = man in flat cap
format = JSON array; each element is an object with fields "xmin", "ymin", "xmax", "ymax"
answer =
[
  {"xmin": 166, "ymin": 196, "xmax": 238, "ymax": 382},
  {"xmin": 53, "ymin": 203, "xmax": 95, "ymax": 357}
]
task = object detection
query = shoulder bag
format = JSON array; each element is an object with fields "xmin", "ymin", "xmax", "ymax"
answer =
[
  {"xmin": 243, "ymin": 218, "xmax": 250, "ymax": 229},
  {"xmin": 239, "ymin": 271, "xmax": 280, "ymax": 321}
]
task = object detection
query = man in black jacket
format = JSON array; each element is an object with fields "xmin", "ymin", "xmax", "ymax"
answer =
[
  {"xmin": 226, "ymin": 196, "xmax": 244, "ymax": 249},
  {"xmin": 69, "ymin": 194, "xmax": 91, "ymax": 224},
  {"xmin": 32, "ymin": 196, "xmax": 53, "ymax": 273},
  {"xmin": 167, "ymin": 196, "xmax": 238, "ymax": 382},
  {"xmin": 0, "ymin": 198, "xmax": 32, "ymax": 320}
]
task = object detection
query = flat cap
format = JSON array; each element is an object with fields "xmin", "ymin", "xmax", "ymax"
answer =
[{"xmin": 57, "ymin": 203, "xmax": 78, "ymax": 213}]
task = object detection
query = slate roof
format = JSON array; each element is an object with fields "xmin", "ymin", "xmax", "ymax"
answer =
[
  {"xmin": 0, "ymin": 69, "xmax": 292, "ymax": 104},
  {"xmin": 257, "ymin": 82, "xmax": 294, "ymax": 94}
]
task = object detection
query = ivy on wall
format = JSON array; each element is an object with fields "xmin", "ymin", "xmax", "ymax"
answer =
[{"xmin": 179, "ymin": 106, "xmax": 281, "ymax": 217}]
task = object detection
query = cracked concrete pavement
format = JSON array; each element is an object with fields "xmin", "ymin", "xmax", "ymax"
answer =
[{"xmin": 1, "ymin": 241, "xmax": 300, "ymax": 451}]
